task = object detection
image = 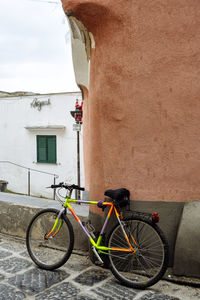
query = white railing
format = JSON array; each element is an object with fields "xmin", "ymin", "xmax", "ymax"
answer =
[{"xmin": 0, "ymin": 161, "xmax": 59, "ymax": 199}]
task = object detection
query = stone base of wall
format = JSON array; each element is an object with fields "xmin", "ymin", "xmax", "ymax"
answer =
[
  {"xmin": 90, "ymin": 198, "xmax": 200, "ymax": 279},
  {"xmin": 90, "ymin": 199, "xmax": 184, "ymax": 266},
  {"xmin": 173, "ymin": 201, "xmax": 200, "ymax": 277}
]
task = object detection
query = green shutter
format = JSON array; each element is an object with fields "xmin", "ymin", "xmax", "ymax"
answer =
[
  {"xmin": 37, "ymin": 136, "xmax": 47, "ymax": 162},
  {"xmin": 47, "ymin": 136, "xmax": 56, "ymax": 163},
  {"xmin": 37, "ymin": 135, "xmax": 56, "ymax": 163}
]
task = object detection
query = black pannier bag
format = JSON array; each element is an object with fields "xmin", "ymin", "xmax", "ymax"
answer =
[{"xmin": 104, "ymin": 188, "xmax": 130, "ymax": 207}]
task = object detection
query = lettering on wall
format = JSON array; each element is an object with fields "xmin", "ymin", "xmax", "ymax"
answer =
[{"xmin": 30, "ymin": 98, "xmax": 51, "ymax": 111}]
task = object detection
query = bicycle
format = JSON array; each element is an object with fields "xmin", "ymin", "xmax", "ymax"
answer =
[{"xmin": 26, "ymin": 183, "xmax": 169, "ymax": 289}]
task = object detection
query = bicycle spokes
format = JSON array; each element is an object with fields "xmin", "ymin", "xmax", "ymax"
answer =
[
  {"xmin": 27, "ymin": 209, "xmax": 73, "ymax": 269},
  {"xmin": 108, "ymin": 218, "xmax": 168, "ymax": 288}
]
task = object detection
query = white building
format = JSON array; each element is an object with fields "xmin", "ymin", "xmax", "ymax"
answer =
[{"xmin": 0, "ymin": 91, "xmax": 84, "ymax": 199}]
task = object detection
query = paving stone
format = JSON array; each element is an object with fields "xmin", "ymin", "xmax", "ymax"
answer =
[
  {"xmin": 73, "ymin": 268, "xmax": 110, "ymax": 286},
  {"xmin": 8, "ymin": 268, "xmax": 69, "ymax": 295},
  {"xmin": 19, "ymin": 250, "xmax": 31, "ymax": 258},
  {"xmin": 0, "ymin": 236, "xmax": 198, "ymax": 300},
  {"xmin": 139, "ymin": 292, "xmax": 180, "ymax": 300},
  {"xmin": 92, "ymin": 279, "xmax": 138, "ymax": 300},
  {"xmin": 35, "ymin": 282, "xmax": 80, "ymax": 299},
  {"xmin": 0, "ymin": 242, "xmax": 26, "ymax": 253},
  {"xmin": 0, "ymin": 284, "xmax": 25, "ymax": 300},
  {"xmin": 65, "ymin": 262, "xmax": 90, "ymax": 272},
  {"xmin": 72, "ymin": 295, "xmax": 96, "ymax": 300},
  {"xmin": 0, "ymin": 257, "xmax": 31, "ymax": 273},
  {"xmin": 0, "ymin": 274, "xmax": 5, "ymax": 281},
  {"xmin": 193, "ymin": 292, "xmax": 200, "ymax": 298},
  {"xmin": 0, "ymin": 250, "xmax": 12, "ymax": 259}
]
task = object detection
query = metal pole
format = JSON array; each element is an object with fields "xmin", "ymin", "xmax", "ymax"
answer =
[
  {"xmin": 77, "ymin": 130, "xmax": 80, "ymax": 200},
  {"xmin": 28, "ymin": 169, "xmax": 30, "ymax": 196},
  {"xmin": 53, "ymin": 175, "xmax": 56, "ymax": 200}
]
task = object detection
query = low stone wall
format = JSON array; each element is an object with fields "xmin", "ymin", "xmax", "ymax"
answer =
[{"xmin": 0, "ymin": 193, "xmax": 89, "ymax": 251}]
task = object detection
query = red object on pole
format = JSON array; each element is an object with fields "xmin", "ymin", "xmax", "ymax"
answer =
[
  {"xmin": 75, "ymin": 99, "xmax": 79, "ymax": 108},
  {"xmin": 74, "ymin": 99, "xmax": 83, "ymax": 124},
  {"xmin": 75, "ymin": 99, "xmax": 79, "ymax": 123},
  {"xmin": 79, "ymin": 101, "xmax": 83, "ymax": 123}
]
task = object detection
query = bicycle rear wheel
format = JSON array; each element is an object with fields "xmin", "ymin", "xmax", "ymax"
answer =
[
  {"xmin": 26, "ymin": 208, "xmax": 74, "ymax": 270},
  {"xmin": 107, "ymin": 216, "xmax": 169, "ymax": 289}
]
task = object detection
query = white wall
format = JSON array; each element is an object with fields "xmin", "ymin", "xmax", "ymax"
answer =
[{"xmin": 0, "ymin": 92, "xmax": 84, "ymax": 198}]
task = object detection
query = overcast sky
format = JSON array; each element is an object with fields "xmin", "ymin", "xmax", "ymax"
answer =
[{"xmin": 0, "ymin": 0, "xmax": 78, "ymax": 94}]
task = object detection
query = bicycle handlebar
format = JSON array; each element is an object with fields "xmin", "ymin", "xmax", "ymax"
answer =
[{"xmin": 50, "ymin": 182, "xmax": 85, "ymax": 191}]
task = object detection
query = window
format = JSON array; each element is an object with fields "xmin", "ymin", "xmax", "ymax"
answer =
[{"xmin": 37, "ymin": 135, "xmax": 56, "ymax": 163}]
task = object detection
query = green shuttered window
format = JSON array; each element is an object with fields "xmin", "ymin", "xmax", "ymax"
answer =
[{"xmin": 37, "ymin": 135, "xmax": 56, "ymax": 163}]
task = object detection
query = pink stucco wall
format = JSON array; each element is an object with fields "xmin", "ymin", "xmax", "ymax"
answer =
[{"xmin": 62, "ymin": 0, "xmax": 200, "ymax": 213}]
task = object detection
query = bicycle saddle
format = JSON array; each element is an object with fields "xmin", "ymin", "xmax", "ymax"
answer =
[{"xmin": 104, "ymin": 188, "xmax": 130, "ymax": 200}]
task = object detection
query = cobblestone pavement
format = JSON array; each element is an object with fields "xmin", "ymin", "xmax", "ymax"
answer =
[{"xmin": 0, "ymin": 235, "xmax": 199, "ymax": 300}]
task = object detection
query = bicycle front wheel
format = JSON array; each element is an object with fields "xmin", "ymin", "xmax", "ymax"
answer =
[
  {"xmin": 107, "ymin": 216, "xmax": 169, "ymax": 289},
  {"xmin": 26, "ymin": 208, "xmax": 74, "ymax": 270}
]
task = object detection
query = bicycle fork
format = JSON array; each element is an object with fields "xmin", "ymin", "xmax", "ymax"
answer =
[{"xmin": 45, "ymin": 208, "xmax": 66, "ymax": 239}]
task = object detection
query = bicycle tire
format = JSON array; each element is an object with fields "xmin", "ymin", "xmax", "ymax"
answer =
[
  {"xmin": 26, "ymin": 208, "xmax": 74, "ymax": 270},
  {"xmin": 107, "ymin": 216, "xmax": 169, "ymax": 289}
]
